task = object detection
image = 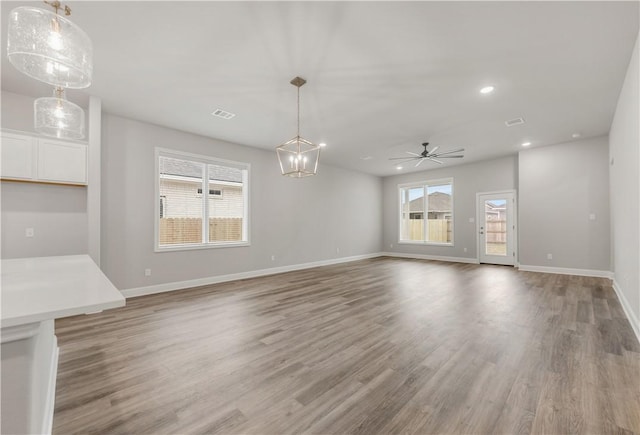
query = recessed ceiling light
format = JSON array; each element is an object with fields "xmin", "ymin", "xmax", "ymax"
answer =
[
  {"xmin": 396, "ymin": 166, "xmax": 403, "ymax": 170},
  {"xmin": 480, "ymin": 86, "xmax": 495, "ymax": 94},
  {"xmin": 360, "ymin": 156, "xmax": 373, "ymax": 161},
  {"xmin": 572, "ymin": 133, "xmax": 581, "ymax": 138},
  {"xmin": 522, "ymin": 142, "xmax": 531, "ymax": 147},
  {"xmin": 319, "ymin": 142, "xmax": 327, "ymax": 147}
]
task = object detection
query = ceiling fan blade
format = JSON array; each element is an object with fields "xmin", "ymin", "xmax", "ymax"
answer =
[
  {"xmin": 433, "ymin": 148, "xmax": 465, "ymax": 157},
  {"xmin": 390, "ymin": 158, "xmax": 419, "ymax": 165},
  {"xmin": 438, "ymin": 155, "xmax": 464, "ymax": 158},
  {"xmin": 389, "ymin": 157, "xmax": 419, "ymax": 160},
  {"xmin": 428, "ymin": 158, "xmax": 443, "ymax": 164},
  {"xmin": 406, "ymin": 151, "xmax": 421, "ymax": 156},
  {"xmin": 429, "ymin": 146, "xmax": 439, "ymax": 154},
  {"xmin": 415, "ymin": 158, "xmax": 425, "ymax": 167}
]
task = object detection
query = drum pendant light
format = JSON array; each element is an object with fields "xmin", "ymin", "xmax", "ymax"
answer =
[
  {"xmin": 34, "ymin": 87, "xmax": 85, "ymax": 140},
  {"xmin": 7, "ymin": 1, "xmax": 93, "ymax": 89}
]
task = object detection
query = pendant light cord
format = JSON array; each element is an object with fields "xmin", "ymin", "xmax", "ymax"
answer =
[{"xmin": 297, "ymin": 86, "xmax": 300, "ymax": 138}]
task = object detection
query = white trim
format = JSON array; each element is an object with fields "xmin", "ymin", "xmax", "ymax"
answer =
[
  {"xmin": 397, "ymin": 177, "xmax": 453, "ymax": 189},
  {"xmin": 155, "ymin": 148, "xmax": 251, "ymax": 252},
  {"xmin": 0, "ymin": 323, "xmax": 40, "ymax": 343},
  {"xmin": 398, "ymin": 178, "xmax": 454, "ymax": 245},
  {"xmin": 518, "ymin": 264, "xmax": 614, "ymax": 279},
  {"xmin": 156, "ymin": 241, "xmax": 250, "ymax": 252},
  {"xmin": 40, "ymin": 340, "xmax": 59, "ymax": 435},
  {"xmin": 121, "ymin": 253, "xmax": 383, "ymax": 298},
  {"xmin": 476, "ymin": 190, "xmax": 517, "ymax": 266},
  {"xmin": 398, "ymin": 241, "xmax": 454, "ymax": 247},
  {"xmin": 612, "ymin": 279, "xmax": 640, "ymax": 344},
  {"xmin": 87, "ymin": 96, "xmax": 101, "ymax": 266},
  {"xmin": 156, "ymin": 147, "xmax": 249, "ymax": 169},
  {"xmin": 381, "ymin": 251, "xmax": 479, "ymax": 264},
  {"xmin": 0, "ymin": 127, "xmax": 88, "ymax": 145}
]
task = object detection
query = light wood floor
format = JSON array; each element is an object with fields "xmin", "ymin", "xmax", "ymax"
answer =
[{"xmin": 53, "ymin": 257, "xmax": 640, "ymax": 434}]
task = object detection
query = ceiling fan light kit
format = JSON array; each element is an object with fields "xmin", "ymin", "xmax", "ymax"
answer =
[
  {"xmin": 389, "ymin": 142, "xmax": 465, "ymax": 167},
  {"xmin": 276, "ymin": 77, "xmax": 321, "ymax": 178},
  {"xmin": 7, "ymin": 1, "xmax": 93, "ymax": 139}
]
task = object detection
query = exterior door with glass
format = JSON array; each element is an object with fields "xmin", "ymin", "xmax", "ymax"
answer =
[{"xmin": 477, "ymin": 191, "xmax": 516, "ymax": 266}]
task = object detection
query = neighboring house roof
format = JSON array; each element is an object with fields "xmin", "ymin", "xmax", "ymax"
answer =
[
  {"xmin": 160, "ymin": 157, "xmax": 243, "ymax": 183},
  {"xmin": 409, "ymin": 192, "xmax": 451, "ymax": 212},
  {"xmin": 485, "ymin": 201, "xmax": 506, "ymax": 211}
]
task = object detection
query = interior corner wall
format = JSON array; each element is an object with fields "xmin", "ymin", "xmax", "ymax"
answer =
[
  {"xmin": 100, "ymin": 114, "xmax": 383, "ymax": 291},
  {"xmin": 609, "ymin": 31, "xmax": 640, "ymax": 329},
  {"xmin": 1, "ymin": 91, "xmax": 88, "ymax": 259},
  {"xmin": 382, "ymin": 155, "xmax": 517, "ymax": 260},
  {"xmin": 518, "ymin": 136, "xmax": 610, "ymax": 272}
]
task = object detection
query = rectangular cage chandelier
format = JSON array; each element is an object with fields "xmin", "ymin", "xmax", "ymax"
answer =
[{"xmin": 276, "ymin": 77, "xmax": 321, "ymax": 177}]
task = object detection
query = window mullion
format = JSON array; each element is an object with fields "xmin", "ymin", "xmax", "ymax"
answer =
[
  {"xmin": 203, "ymin": 164, "xmax": 209, "ymax": 244},
  {"xmin": 423, "ymin": 185, "xmax": 428, "ymax": 242}
]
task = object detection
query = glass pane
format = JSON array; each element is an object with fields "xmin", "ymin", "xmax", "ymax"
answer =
[
  {"xmin": 158, "ymin": 157, "xmax": 204, "ymax": 245},
  {"xmin": 208, "ymin": 164, "xmax": 244, "ymax": 242},
  {"xmin": 400, "ymin": 187, "xmax": 424, "ymax": 241},
  {"xmin": 427, "ymin": 184, "xmax": 452, "ymax": 243},
  {"xmin": 485, "ymin": 199, "xmax": 506, "ymax": 255}
]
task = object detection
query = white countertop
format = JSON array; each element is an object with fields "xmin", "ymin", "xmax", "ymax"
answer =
[{"xmin": 1, "ymin": 255, "xmax": 125, "ymax": 328}]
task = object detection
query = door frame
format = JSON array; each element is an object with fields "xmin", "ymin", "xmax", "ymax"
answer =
[{"xmin": 476, "ymin": 190, "xmax": 518, "ymax": 266}]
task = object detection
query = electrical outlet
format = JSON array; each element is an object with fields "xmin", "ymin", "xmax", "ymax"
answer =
[
  {"xmin": 144, "ymin": 268, "xmax": 151, "ymax": 277},
  {"xmin": 390, "ymin": 243, "xmax": 393, "ymax": 249},
  {"xmin": 546, "ymin": 254, "xmax": 553, "ymax": 260},
  {"xmin": 25, "ymin": 228, "xmax": 34, "ymax": 237},
  {"xmin": 271, "ymin": 255, "xmax": 275, "ymax": 261},
  {"xmin": 589, "ymin": 213, "xmax": 596, "ymax": 221},
  {"xmin": 336, "ymin": 247, "xmax": 340, "ymax": 254},
  {"xmin": 468, "ymin": 217, "xmax": 475, "ymax": 223},
  {"xmin": 463, "ymin": 247, "xmax": 467, "ymax": 253}
]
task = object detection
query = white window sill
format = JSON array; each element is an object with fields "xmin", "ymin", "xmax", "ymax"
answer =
[
  {"xmin": 398, "ymin": 241, "xmax": 454, "ymax": 247},
  {"xmin": 155, "ymin": 241, "xmax": 250, "ymax": 253}
]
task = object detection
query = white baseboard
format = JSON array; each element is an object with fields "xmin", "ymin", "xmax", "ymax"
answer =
[
  {"xmin": 380, "ymin": 251, "xmax": 479, "ymax": 264},
  {"xmin": 612, "ymin": 279, "xmax": 640, "ymax": 345},
  {"xmin": 121, "ymin": 253, "xmax": 384, "ymax": 298},
  {"xmin": 41, "ymin": 340, "xmax": 58, "ymax": 435},
  {"xmin": 518, "ymin": 264, "xmax": 613, "ymax": 279}
]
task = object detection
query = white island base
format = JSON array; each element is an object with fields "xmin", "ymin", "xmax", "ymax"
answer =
[{"xmin": 1, "ymin": 255, "xmax": 125, "ymax": 434}]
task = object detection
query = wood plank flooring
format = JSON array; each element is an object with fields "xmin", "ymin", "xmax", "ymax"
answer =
[{"xmin": 53, "ymin": 257, "xmax": 640, "ymax": 434}]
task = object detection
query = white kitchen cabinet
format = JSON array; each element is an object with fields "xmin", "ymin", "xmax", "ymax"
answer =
[
  {"xmin": 0, "ymin": 132, "xmax": 36, "ymax": 180},
  {"xmin": 0, "ymin": 131, "xmax": 87, "ymax": 185},
  {"xmin": 37, "ymin": 139, "xmax": 87, "ymax": 184}
]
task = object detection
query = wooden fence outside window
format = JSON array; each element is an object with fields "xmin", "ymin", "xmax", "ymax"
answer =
[{"xmin": 159, "ymin": 218, "xmax": 242, "ymax": 244}]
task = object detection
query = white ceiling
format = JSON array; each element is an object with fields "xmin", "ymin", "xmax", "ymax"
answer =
[{"xmin": 1, "ymin": 1, "xmax": 638, "ymax": 176}]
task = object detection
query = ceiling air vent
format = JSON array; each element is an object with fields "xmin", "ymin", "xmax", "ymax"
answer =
[
  {"xmin": 211, "ymin": 109, "xmax": 236, "ymax": 120},
  {"xmin": 505, "ymin": 117, "xmax": 525, "ymax": 127}
]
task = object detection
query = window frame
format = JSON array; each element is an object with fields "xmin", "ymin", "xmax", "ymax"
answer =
[
  {"xmin": 155, "ymin": 148, "xmax": 250, "ymax": 252},
  {"xmin": 397, "ymin": 177, "xmax": 454, "ymax": 246}
]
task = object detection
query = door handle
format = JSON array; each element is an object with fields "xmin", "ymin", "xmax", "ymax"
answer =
[{"xmin": 480, "ymin": 231, "xmax": 484, "ymax": 235}]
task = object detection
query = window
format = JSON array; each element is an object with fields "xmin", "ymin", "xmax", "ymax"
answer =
[
  {"xmin": 399, "ymin": 179, "xmax": 453, "ymax": 245},
  {"xmin": 156, "ymin": 149, "xmax": 249, "ymax": 251},
  {"xmin": 159, "ymin": 196, "xmax": 166, "ymax": 218},
  {"xmin": 197, "ymin": 188, "xmax": 223, "ymax": 198}
]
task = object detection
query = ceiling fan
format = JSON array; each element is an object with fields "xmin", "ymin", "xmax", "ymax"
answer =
[{"xmin": 389, "ymin": 142, "xmax": 465, "ymax": 167}]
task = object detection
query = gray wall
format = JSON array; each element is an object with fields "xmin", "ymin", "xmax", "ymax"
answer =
[
  {"xmin": 1, "ymin": 91, "xmax": 36, "ymax": 133},
  {"xmin": 382, "ymin": 155, "xmax": 517, "ymax": 260},
  {"xmin": 101, "ymin": 114, "xmax": 383, "ymax": 290},
  {"xmin": 610, "ymin": 32, "xmax": 639, "ymax": 325},
  {"xmin": 1, "ymin": 182, "xmax": 88, "ymax": 258},
  {"xmin": 1, "ymin": 91, "xmax": 88, "ymax": 259},
  {"xmin": 518, "ymin": 136, "xmax": 610, "ymax": 271}
]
